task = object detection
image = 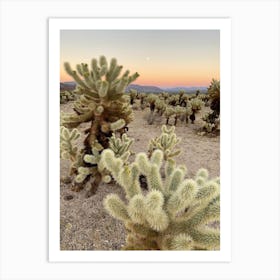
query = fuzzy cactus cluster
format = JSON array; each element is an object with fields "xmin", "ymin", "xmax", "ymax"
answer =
[
  {"xmin": 60, "ymin": 55, "xmax": 139, "ymax": 195},
  {"xmin": 141, "ymin": 91, "xmax": 204, "ymax": 126},
  {"xmin": 200, "ymin": 79, "xmax": 220, "ymax": 134},
  {"xmin": 60, "ymin": 90, "xmax": 76, "ymax": 104},
  {"xmin": 101, "ymin": 147, "xmax": 220, "ymax": 250},
  {"xmin": 148, "ymin": 125, "xmax": 181, "ymax": 161},
  {"xmin": 60, "ymin": 126, "xmax": 83, "ymax": 176}
]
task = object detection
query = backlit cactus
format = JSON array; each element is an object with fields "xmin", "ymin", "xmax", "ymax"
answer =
[
  {"xmin": 60, "ymin": 90, "xmax": 76, "ymax": 104},
  {"xmin": 200, "ymin": 79, "xmax": 220, "ymax": 134},
  {"xmin": 102, "ymin": 148, "xmax": 220, "ymax": 250},
  {"xmin": 61, "ymin": 55, "xmax": 139, "ymax": 195},
  {"xmin": 148, "ymin": 125, "xmax": 181, "ymax": 161},
  {"xmin": 189, "ymin": 97, "xmax": 204, "ymax": 124},
  {"xmin": 164, "ymin": 106, "xmax": 175, "ymax": 125},
  {"xmin": 60, "ymin": 126, "xmax": 83, "ymax": 176},
  {"xmin": 146, "ymin": 94, "xmax": 157, "ymax": 112},
  {"xmin": 108, "ymin": 133, "xmax": 134, "ymax": 161},
  {"xmin": 155, "ymin": 99, "xmax": 167, "ymax": 116},
  {"xmin": 128, "ymin": 89, "xmax": 137, "ymax": 105}
]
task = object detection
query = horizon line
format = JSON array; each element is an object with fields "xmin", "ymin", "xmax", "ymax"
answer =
[{"xmin": 60, "ymin": 81, "xmax": 210, "ymax": 88}]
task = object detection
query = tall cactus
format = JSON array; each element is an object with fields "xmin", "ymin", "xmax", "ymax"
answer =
[
  {"xmin": 201, "ymin": 79, "xmax": 220, "ymax": 134},
  {"xmin": 101, "ymin": 149, "xmax": 220, "ymax": 250},
  {"xmin": 208, "ymin": 79, "xmax": 220, "ymax": 115},
  {"xmin": 61, "ymin": 56, "xmax": 139, "ymax": 196}
]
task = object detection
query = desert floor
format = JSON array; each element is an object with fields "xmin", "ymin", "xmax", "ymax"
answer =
[{"xmin": 60, "ymin": 101, "xmax": 220, "ymax": 250}]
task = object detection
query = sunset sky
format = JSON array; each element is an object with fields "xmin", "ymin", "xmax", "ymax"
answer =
[{"xmin": 60, "ymin": 30, "xmax": 219, "ymax": 87}]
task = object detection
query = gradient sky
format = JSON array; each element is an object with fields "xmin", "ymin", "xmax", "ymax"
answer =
[{"xmin": 60, "ymin": 30, "xmax": 219, "ymax": 87}]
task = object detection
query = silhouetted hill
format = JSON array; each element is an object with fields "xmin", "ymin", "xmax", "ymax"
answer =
[
  {"xmin": 60, "ymin": 82, "xmax": 208, "ymax": 94},
  {"xmin": 60, "ymin": 82, "xmax": 76, "ymax": 91},
  {"xmin": 161, "ymin": 86, "xmax": 208, "ymax": 94},
  {"xmin": 126, "ymin": 84, "xmax": 163, "ymax": 93}
]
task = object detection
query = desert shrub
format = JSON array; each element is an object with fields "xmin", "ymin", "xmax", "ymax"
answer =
[
  {"xmin": 60, "ymin": 55, "xmax": 139, "ymax": 196},
  {"xmin": 101, "ymin": 148, "xmax": 220, "ymax": 250}
]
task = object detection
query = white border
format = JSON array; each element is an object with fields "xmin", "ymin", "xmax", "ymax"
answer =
[{"xmin": 49, "ymin": 18, "xmax": 231, "ymax": 262}]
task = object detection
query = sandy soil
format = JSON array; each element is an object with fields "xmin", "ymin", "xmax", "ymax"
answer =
[{"xmin": 60, "ymin": 101, "xmax": 220, "ymax": 250}]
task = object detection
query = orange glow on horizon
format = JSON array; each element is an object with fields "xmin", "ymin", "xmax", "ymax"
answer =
[
  {"xmin": 60, "ymin": 30, "xmax": 220, "ymax": 88},
  {"xmin": 60, "ymin": 69, "xmax": 219, "ymax": 88}
]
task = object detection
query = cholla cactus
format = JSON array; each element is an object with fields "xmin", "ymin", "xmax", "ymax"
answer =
[
  {"xmin": 190, "ymin": 97, "xmax": 204, "ymax": 112},
  {"xmin": 201, "ymin": 112, "xmax": 220, "ymax": 134},
  {"xmin": 129, "ymin": 89, "xmax": 137, "ymax": 105},
  {"xmin": 108, "ymin": 133, "xmax": 134, "ymax": 161},
  {"xmin": 155, "ymin": 99, "xmax": 166, "ymax": 116},
  {"xmin": 138, "ymin": 92, "xmax": 146, "ymax": 107},
  {"xmin": 200, "ymin": 79, "xmax": 220, "ymax": 135},
  {"xmin": 168, "ymin": 95, "xmax": 179, "ymax": 106},
  {"xmin": 178, "ymin": 90, "xmax": 185, "ymax": 104},
  {"xmin": 61, "ymin": 55, "xmax": 139, "ymax": 195},
  {"xmin": 184, "ymin": 103, "xmax": 193, "ymax": 124},
  {"xmin": 208, "ymin": 79, "xmax": 220, "ymax": 114},
  {"xmin": 102, "ymin": 149, "xmax": 220, "ymax": 250},
  {"xmin": 148, "ymin": 125, "xmax": 181, "ymax": 161},
  {"xmin": 60, "ymin": 126, "xmax": 83, "ymax": 176},
  {"xmin": 173, "ymin": 106, "xmax": 186, "ymax": 126},
  {"xmin": 146, "ymin": 94, "xmax": 157, "ymax": 112},
  {"xmin": 76, "ymin": 133, "xmax": 134, "ymax": 185},
  {"xmin": 164, "ymin": 106, "xmax": 175, "ymax": 125},
  {"xmin": 160, "ymin": 92, "xmax": 169, "ymax": 100},
  {"xmin": 189, "ymin": 97, "xmax": 204, "ymax": 124},
  {"xmin": 60, "ymin": 90, "xmax": 76, "ymax": 104}
]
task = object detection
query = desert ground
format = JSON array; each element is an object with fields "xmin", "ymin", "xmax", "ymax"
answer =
[{"xmin": 60, "ymin": 100, "xmax": 220, "ymax": 250}]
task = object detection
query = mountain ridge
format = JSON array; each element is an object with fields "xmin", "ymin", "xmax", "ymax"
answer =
[{"xmin": 60, "ymin": 82, "xmax": 208, "ymax": 94}]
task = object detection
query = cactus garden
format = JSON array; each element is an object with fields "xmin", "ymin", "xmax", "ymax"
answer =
[
  {"xmin": 59, "ymin": 28, "xmax": 220, "ymax": 252},
  {"xmin": 60, "ymin": 57, "xmax": 220, "ymax": 251}
]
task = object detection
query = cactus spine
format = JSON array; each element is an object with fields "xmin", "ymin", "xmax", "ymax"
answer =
[{"xmin": 102, "ymin": 148, "xmax": 220, "ymax": 250}]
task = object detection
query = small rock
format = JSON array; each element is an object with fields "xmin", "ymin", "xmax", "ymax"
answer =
[
  {"xmin": 64, "ymin": 194, "xmax": 74, "ymax": 201},
  {"xmin": 61, "ymin": 176, "xmax": 72, "ymax": 184}
]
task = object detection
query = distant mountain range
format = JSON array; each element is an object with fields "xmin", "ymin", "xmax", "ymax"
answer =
[
  {"xmin": 161, "ymin": 86, "xmax": 208, "ymax": 94},
  {"xmin": 60, "ymin": 82, "xmax": 207, "ymax": 94},
  {"xmin": 60, "ymin": 82, "xmax": 76, "ymax": 91},
  {"xmin": 125, "ymin": 84, "xmax": 163, "ymax": 93}
]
